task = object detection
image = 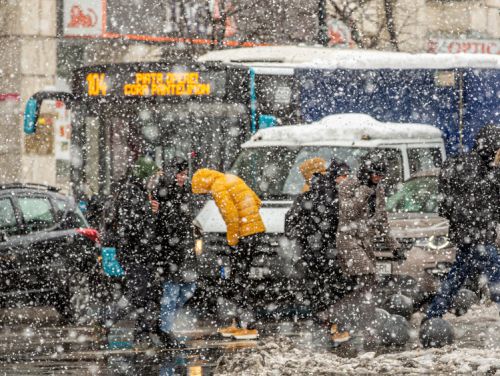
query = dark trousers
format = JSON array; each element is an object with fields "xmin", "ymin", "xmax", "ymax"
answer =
[
  {"xmin": 328, "ymin": 274, "xmax": 377, "ymax": 333},
  {"xmin": 101, "ymin": 263, "xmax": 158, "ymax": 334},
  {"xmin": 228, "ymin": 234, "xmax": 263, "ymax": 318},
  {"xmin": 426, "ymin": 243, "xmax": 500, "ymax": 319}
]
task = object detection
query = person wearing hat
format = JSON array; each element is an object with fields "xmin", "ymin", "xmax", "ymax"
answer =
[
  {"xmin": 99, "ymin": 156, "xmax": 158, "ymax": 346},
  {"xmin": 285, "ymin": 158, "xmax": 351, "ymax": 343},
  {"xmin": 330, "ymin": 152, "xmax": 401, "ymax": 344},
  {"xmin": 153, "ymin": 157, "xmax": 198, "ymax": 348},
  {"xmin": 422, "ymin": 125, "xmax": 500, "ymax": 327},
  {"xmin": 298, "ymin": 157, "xmax": 327, "ymax": 192}
]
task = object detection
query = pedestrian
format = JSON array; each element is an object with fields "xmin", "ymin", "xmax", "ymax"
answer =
[
  {"xmin": 100, "ymin": 157, "xmax": 158, "ymax": 345},
  {"xmin": 422, "ymin": 125, "xmax": 500, "ymax": 326},
  {"xmin": 191, "ymin": 168, "xmax": 266, "ymax": 340},
  {"xmin": 298, "ymin": 157, "xmax": 327, "ymax": 192},
  {"xmin": 285, "ymin": 157, "xmax": 328, "ymax": 257},
  {"xmin": 285, "ymin": 159, "xmax": 351, "ymax": 343},
  {"xmin": 153, "ymin": 157, "xmax": 198, "ymax": 348},
  {"xmin": 331, "ymin": 152, "xmax": 401, "ymax": 343}
]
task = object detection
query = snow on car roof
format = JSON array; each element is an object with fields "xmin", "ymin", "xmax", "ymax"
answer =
[
  {"xmin": 198, "ymin": 46, "xmax": 500, "ymax": 70},
  {"xmin": 244, "ymin": 114, "xmax": 443, "ymax": 146}
]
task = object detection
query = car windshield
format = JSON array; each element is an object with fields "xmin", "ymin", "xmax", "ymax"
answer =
[
  {"xmin": 230, "ymin": 146, "xmax": 403, "ymax": 200},
  {"xmin": 386, "ymin": 176, "xmax": 439, "ymax": 213}
]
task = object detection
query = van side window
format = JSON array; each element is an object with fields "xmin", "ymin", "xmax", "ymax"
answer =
[
  {"xmin": 408, "ymin": 148, "xmax": 442, "ymax": 175},
  {"xmin": 18, "ymin": 197, "xmax": 55, "ymax": 232},
  {"xmin": 0, "ymin": 198, "xmax": 18, "ymax": 235}
]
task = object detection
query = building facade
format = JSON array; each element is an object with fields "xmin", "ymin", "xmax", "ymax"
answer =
[{"xmin": 0, "ymin": 0, "xmax": 498, "ymax": 188}]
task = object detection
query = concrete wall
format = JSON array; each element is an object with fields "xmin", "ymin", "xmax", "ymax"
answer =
[{"xmin": 0, "ymin": 0, "xmax": 57, "ymax": 186}]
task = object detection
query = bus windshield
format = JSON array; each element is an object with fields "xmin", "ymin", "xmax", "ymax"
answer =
[
  {"xmin": 230, "ymin": 146, "xmax": 403, "ymax": 200},
  {"xmin": 74, "ymin": 100, "xmax": 249, "ymax": 198}
]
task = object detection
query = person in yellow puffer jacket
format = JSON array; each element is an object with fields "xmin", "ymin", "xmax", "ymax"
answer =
[
  {"xmin": 191, "ymin": 168, "xmax": 265, "ymax": 246},
  {"xmin": 191, "ymin": 168, "xmax": 265, "ymax": 340}
]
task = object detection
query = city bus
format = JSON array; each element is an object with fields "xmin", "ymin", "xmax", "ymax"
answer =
[
  {"xmin": 23, "ymin": 61, "xmax": 251, "ymax": 211},
  {"xmin": 198, "ymin": 46, "xmax": 500, "ymax": 155}
]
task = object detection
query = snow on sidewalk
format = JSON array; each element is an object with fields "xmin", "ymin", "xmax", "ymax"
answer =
[{"xmin": 215, "ymin": 304, "xmax": 500, "ymax": 375}]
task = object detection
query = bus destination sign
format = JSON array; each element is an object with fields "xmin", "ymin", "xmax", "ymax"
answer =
[{"xmin": 85, "ymin": 70, "xmax": 223, "ymax": 98}]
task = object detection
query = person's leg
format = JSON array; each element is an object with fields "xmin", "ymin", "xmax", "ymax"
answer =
[
  {"xmin": 328, "ymin": 275, "xmax": 367, "ymax": 333},
  {"xmin": 426, "ymin": 245, "xmax": 475, "ymax": 319},
  {"xmin": 480, "ymin": 244, "xmax": 500, "ymax": 307},
  {"xmin": 237, "ymin": 235, "xmax": 259, "ymax": 326},
  {"xmin": 177, "ymin": 283, "xmax": 197, "ymax": 308},
  {"xmin": 129, "ymin": 265, "xmax": 156, "ymax": 335},
  {"xmin": 160, "ymin": 282, "xmax": 181, "ymax": 334}
]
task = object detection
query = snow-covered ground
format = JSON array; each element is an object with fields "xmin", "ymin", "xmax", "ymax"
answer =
[{"xmin": 215, "ymin": 304, "xmax": 500, "ymax": 375}]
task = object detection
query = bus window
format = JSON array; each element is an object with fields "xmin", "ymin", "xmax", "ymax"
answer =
[{"xmin": 83, "ymin": 116, "xmax": 101, "ymax": 196}]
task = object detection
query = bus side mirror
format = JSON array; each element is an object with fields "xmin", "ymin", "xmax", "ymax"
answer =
[
  {"xmin": 23, "ymin": 91, "xmax": 75, "ymax": 134},
  {"xmin": 24, "ymin": 97, "xmax": 40, "ymax": 134},
  {"xmin": 258, "ymin": 114, "xmax": 278, "ymax": 129}
]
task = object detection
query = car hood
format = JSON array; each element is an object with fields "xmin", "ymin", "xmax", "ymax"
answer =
[
  {"xmin": 195, "ymin": 200, "xmax": 449, "ymax": 237},
  {"xmin": 388, "ymin": 212, "xmax": 449, "ymax": 238}
]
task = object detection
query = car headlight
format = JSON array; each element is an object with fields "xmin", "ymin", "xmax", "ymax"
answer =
[
  {"xmin": 415, "ymin": 235, "xmax": 450, "ymax": 250},
  {"xmin": 194, "ymin": 238, "xmax": 204, "ymax": 256}
]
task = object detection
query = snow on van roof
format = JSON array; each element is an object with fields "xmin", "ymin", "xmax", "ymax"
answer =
[
  {"xmin": 198, "ymin": 46, "xmax": 500, "ymax": 70},
  {"xmin": 246, "ymin": 114, "xmax": 442, "ymax": 145}
]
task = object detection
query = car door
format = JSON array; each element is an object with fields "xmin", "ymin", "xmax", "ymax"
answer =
[
  {"xmin": 11, "ymin": 193, "xmax": 62, "ymax": 296},
  {"xmin": 0, "ymin": 195, "xmax": 23, "ymax": 298}
]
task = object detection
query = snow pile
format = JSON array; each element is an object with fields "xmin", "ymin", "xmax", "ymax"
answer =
[
  {"xmin": 216, "ymin": 338, "xmax": 500, "ymax": 375},
  {"xmin": 198, "ymin": 45, "xmax": 500, "ymax": 70},
  {"xmin": 245, "ymin": 114, "xmax": 441, "ymax": 147},
  {"xmin": 216, "ymin": 305, "xmax": 500, "ymax": 375}
]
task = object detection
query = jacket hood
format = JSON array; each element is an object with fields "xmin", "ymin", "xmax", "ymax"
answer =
[
  {"xmin": 473, "ymin": 125, "xmax": 500, "ymax": 165},
  {"xmin": 192, "ymin": 169, "xmax": 225, "ymax": 194},
  {"xmin": 299, "ymin": 157, "xmax": 326, "ymax": 182}
]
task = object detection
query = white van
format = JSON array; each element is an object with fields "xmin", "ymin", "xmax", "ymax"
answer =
[
  {"xmin": 194, "ymin": 114, "xmax": 446, "ymax": 306},
  {"xmin": 196, "ymin": 113, "xmax": 445, "ymax": 233}
]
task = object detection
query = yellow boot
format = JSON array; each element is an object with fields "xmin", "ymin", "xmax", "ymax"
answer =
[
  {"xmin": 331, "ymin": 324, "xmax": 351, "ymax": 344},
  {"xmin": 217, "ymin": 319, "xmax": 240, "ymax": 338},
  {"xmin": 230, "ymin": 327, "xmax": 259, "ymax": 340}
]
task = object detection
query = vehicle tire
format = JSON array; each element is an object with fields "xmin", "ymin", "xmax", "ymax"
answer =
[
  {"xmin": 382, "ymin": 294, "xmax": 414, "ymax": 320},
  {"xmin": 379, "ymin": 314, "xmax": 411, "ymax": 347},
  {"xmin": 419, "ymin": 317, "xmax": 454, "ymax": 348},
  {"xmin": 55, "ymin": 273, "xmax": 92, "ymax": 325},
  {"xmin": 450, "ymin": 289, "xmax": 479, "ymax": 317}
]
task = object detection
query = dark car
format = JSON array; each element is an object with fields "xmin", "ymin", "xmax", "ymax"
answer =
[{"xmin": 0, "ymin": 183, "xmax": 101, "ymax": 323}]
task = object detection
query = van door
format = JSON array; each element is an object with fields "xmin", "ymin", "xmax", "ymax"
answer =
[{"xmin": 406, "ymin": 144, "xmax": 444, "ymax": 176}]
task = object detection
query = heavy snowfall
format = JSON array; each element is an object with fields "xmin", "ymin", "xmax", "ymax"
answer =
[{"xmin": 0, "ymin": 0, "xmax": 499, "ymax": 375}]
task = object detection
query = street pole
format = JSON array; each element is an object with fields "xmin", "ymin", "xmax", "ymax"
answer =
[{"xmin": 317, "ymin": 0, "xmax": 329, "ymax": 46}]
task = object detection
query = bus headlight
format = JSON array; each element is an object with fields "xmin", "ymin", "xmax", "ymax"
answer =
[
  {"xmin": 195, "ymin": 239, "xmax": 204, "ymax": 256},
  {"xmin": 415, "ymin": 236, "xmax": 450, "ymax": 250}
]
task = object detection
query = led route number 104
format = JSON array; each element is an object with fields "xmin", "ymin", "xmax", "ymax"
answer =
[{"xmin": 86, "ymin": 73, "xmax": 107, "ymax": 96}]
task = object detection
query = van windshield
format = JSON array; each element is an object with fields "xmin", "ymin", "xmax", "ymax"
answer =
[{"xmin": 230, "ymin": 146, "xmax": 403, "ymax": 199}]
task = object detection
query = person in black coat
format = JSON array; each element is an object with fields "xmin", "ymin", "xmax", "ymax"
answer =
[
  {"xmin": 285, "ymin": 159, "xmax": 351, "ymax": 313},
  {"xmin": 424, "ymin": 124, "xmax": 500, "ymax": 322},
  {"xmin": 100, "ymin": 162, "xmax": 157, "ymax": 343},
  {"xmin": 153, "ymin": 157, "xmax": 198, "ymax": 347}
]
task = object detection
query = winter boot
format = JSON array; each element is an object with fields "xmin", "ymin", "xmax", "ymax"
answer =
[
  {"xmin": 230, "ymin": 327, "xmax": 259, "ymax": 340},
  {"xmin": 158, "ymin": 331, "xmax": 186, "ymax": 349},
  {"xmin": 331, "ymin": 324, "xmax": 351, "ymax": 345},
  {"xmin": 217, "ymin": 318, "xmax": 241, "ymax": 338}
]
